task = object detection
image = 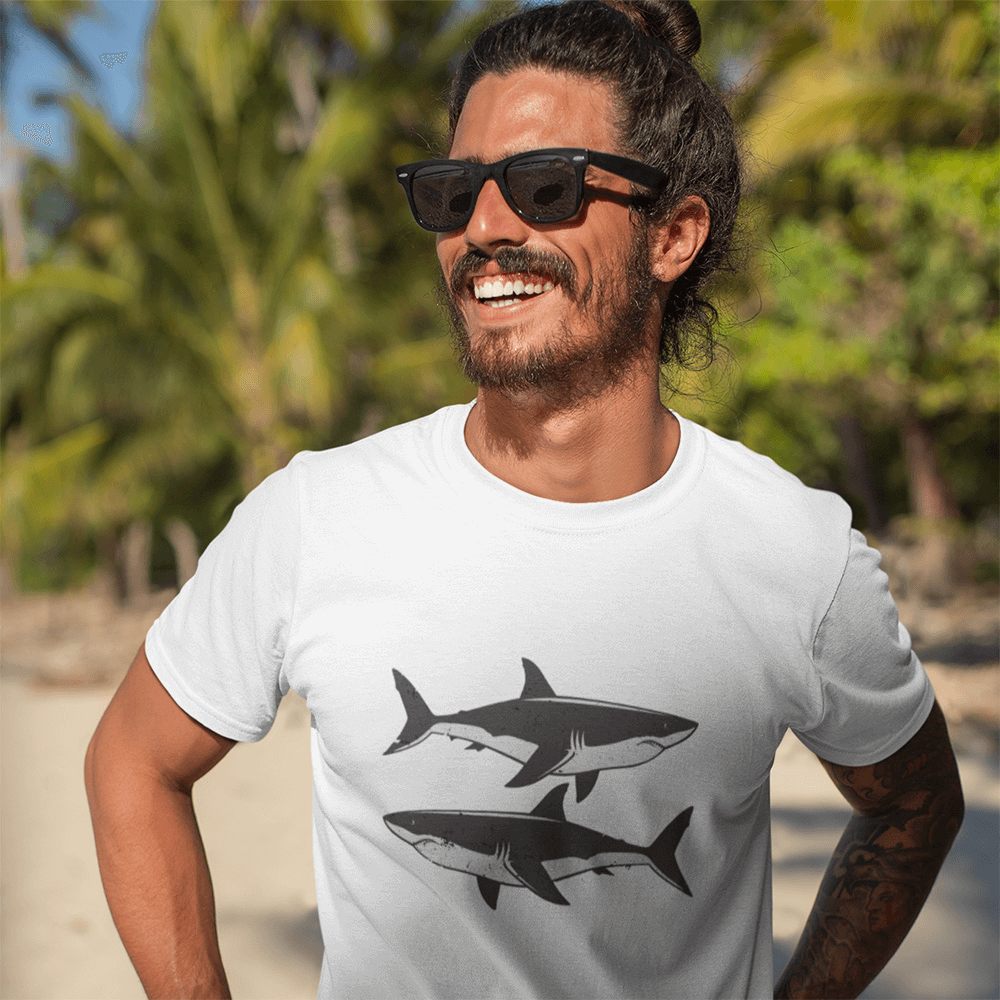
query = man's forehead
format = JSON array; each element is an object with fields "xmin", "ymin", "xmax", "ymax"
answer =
[
  {"xmin": 448, "ymin": 68, "xmax": 616, "ymax": 160},
  {"xmin": 444, "ymin": 148, "xmax": 580, "ymax": 165}
]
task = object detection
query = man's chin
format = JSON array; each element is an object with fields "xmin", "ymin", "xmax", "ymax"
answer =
[
  {"xmin": 444, "ymin": 302, "xmax": 535, "ymax": 381},
  {"xmin": 452, "ymin": 341, "xmax": 543, "ymax": 394},
  {"xmin": 452, "ymin": 326, "xmax": 607, "ymax": 403}
]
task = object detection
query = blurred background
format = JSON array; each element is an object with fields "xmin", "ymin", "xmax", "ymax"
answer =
[
  {"xmin": 1, "ymin": 0, "xmax": 998, "ymax": 596},
  {"xmin": 1, "ymin": 1, "xmax": 997, "ymax": 998}
]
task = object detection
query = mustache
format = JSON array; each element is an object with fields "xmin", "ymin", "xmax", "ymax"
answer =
[{"xmin": 448, "ymin": 246, "xmax": 577, "ymax": 298}]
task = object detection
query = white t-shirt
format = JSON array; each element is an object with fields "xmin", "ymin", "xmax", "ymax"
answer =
[{"xmin": 146, "ymin": 400, "xmax": 934, "ymax": 1000}]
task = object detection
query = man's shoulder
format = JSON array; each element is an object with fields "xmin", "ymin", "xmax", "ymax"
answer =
[
  {"xmin": 702, "ymin": 421, "xmax": 806, "ymax": 477},
  {"xmin": 277, "ymin": 401, "xmax": 460, "ymax": 494},
  {"xmin": 681, "ymin": 416, "xmax": 852, "ymax": 547}
]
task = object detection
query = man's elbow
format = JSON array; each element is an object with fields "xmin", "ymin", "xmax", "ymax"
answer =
[
  {"xmin": 84, "ymin": 716, "xmax": 130, "ymax": 818},
  {"xmin": 936, "ymin": 724, "xmax": 966, "ymax": 847},
  {"xmin": 943, "ymin": 775, "xmax": 965, "ymax": 845},
  {"xmin": 84, "ymin": 725, "xmax": 109, "ymax": 817},
  {"xmin": 917, "ymin": 762, "xmax": 966, "ymax": 859},
  {"xmin": 83, "ymin": 734, "xmax": 95, "ymax": 800}
]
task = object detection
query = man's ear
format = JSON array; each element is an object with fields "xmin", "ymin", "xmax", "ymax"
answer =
[{"xmin": 648, "ymin": 195, "xmax": 710, "ymax": 284}]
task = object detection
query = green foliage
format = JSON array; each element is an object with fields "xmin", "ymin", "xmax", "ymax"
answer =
[
  {"xmin": 683, "ymin": 0, "xmax": 999, "ymax": 531},
  {"xmin": 745, "ymin": 146, "xmax": 997, "ymax": 408},
  {"xmin": 2, "ymin": 0, "xmax": 503, "ymax": 589}
]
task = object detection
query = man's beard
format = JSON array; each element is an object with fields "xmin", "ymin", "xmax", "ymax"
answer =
[{"xmin": 437, "ymin": 229, "xmax": 658, "ymax": 413}]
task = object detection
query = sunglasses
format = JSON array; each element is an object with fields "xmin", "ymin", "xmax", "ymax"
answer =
[{"xmin": 395, "ymin": 147, "xmax": 669, "ymax": 233}]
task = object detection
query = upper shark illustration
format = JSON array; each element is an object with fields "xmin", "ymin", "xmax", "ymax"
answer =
[
  {"xmin": 384, "ymin": 658, "xmax": 697, "ymax": 801},
  {"xmin": 384, "ymin": 783, "xmax": 693, "ymax": 909}
]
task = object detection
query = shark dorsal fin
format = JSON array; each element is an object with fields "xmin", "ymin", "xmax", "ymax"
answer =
[
  {"xmin": 530, "ymin": 784, "xmax": 568, "ymax": 822},
  {"xmin": 520, "ymin": 658, "xmax": 557, "ymax": 699}
]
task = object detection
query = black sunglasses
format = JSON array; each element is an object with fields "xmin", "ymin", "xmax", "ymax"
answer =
[{"xmin": 395, "ymin": 147, "xmax": 669, "ymax": 233}]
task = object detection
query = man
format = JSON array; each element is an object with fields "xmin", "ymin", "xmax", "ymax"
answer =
[{"xmin": 85, "ymin": 2, "xmax": 964, "ymax": 998}]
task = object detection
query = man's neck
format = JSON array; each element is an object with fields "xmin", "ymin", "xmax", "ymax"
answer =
[{"xmin": 463, "ymin": 387, "xmax": 679, "ymax": 503}]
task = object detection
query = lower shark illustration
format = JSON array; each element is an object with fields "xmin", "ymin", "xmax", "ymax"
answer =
[
  {"xmin": 384, "ymin": 658, "xmax": 697, "ymax": 801},
  {"xmin": 384, "ymin": 784, "xmax": 693, "ymax": 909}
]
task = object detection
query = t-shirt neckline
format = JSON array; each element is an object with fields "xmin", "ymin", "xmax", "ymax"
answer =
[{"xmin": 435, "ymin": 399, "xmax": 706, "ymax": 532}]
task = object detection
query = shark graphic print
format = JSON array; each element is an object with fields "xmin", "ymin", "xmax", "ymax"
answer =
[
  {"xmin": 384, "ymin": 658, "xmax": 698, "ymax": 802},
  {"xmin": 385, "ymin": 783, "xmax": 693, "ymax": 909}
]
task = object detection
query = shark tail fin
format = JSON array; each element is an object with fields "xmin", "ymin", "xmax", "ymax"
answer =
[
  {"xmin": 646, "ymin": 806, "xmax": 694, "ymax": 896},
  {"xmin": 383, "ymin": 670, "xmax": 436, "ymax": 754}
]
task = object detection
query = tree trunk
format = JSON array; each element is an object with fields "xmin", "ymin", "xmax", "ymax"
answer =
[
  {"xmin": 321, "ymin": 176, "xmax": 359, "ymax": 275},
  {"xmin": 0, "ymin": 122, "xmax": 28, "ymax": 278},
  {"xmin": 95, "ymin": 530, "xmax": 125, "ymax": 602},
  {"xmin": 834, "ymin": 414, "xmax": 887, "ymax": 534},
  {"xmin": 165, "ymin": 518, "xmax": 200, "ymax": 589},
  {"xmin": 0, "ymin": 553, "xmax": 18, "ymax": 599},
  {"xmin": 900, "ymin": 407, "xmax": 959, "ymax": 522},
  {"xmin": 118, "ymin": 520, "xmax": 152, "ymax": 604},
  {"xmin": 899, "ymin": 407, "xmax": 961, "ymax": 601}
]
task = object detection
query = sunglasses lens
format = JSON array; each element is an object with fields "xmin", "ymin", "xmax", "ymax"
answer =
[
  {"xmin": 505, "ymin": 155, "xmax": 578, "ymax": 220},
  {"xmin": 411, "ymin": 163, "xmax": 474, "ymax": 229}
]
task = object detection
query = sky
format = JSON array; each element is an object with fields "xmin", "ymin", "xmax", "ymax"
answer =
[{"xmin": 2, "ymin": 0, "xmax": 157, "ymax": 171}]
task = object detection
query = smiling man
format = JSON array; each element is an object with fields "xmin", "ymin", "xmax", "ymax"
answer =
[{"xmin": 85, "ymin": 3, "xmax": 963, "ymax": 999}]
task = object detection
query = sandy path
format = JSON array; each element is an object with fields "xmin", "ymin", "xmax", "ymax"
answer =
[{"xmin": 1, "ymin": 681, "xmax": 319, "ymax": 1000}]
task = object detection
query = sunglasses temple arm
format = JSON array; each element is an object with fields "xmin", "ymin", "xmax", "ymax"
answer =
[{"xmin": 588, "ymin": 151, "xmax": 669, "ymax": 193}]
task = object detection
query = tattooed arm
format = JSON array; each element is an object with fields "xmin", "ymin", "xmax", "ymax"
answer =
[{"xmin": 774, "ymin": 700, "xmax": 964, "ymax": 1000}]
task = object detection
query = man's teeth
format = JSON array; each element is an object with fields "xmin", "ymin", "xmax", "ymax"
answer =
[{"xmin": 473, "ymin": 278, "xmax": 555, "ymax": 300}]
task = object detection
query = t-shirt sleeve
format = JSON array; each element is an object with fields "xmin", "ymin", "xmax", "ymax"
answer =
[
  {"xmin": 792, "ymin": 528, "xmax": 936, "ymax": 766},
  {"xmin": 144, "ymin": 457, "xmax": 303, "ymax": 742}
]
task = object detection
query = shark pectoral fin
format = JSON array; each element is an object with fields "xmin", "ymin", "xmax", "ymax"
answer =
[
  {"xmin": 465, "ymin": 743, "xmax": 485, "ymax": 751},
  {"xmin": 593, "ymin": 867, "xmax": 615, "ymax": 876},
  {"xmin": 477, "ymin": 876, "xmax": 501, "ymax": 910},
  {"xmin": 506, "ymin": 744, "xmax": 571, "ymax": 788},
  {"xmin": 575, "ymin": 771, "xmax": 599, "ymax": 801},
  {"xmin": 506, "ymin": 856, "xmax": 569, "ymax": 906}
]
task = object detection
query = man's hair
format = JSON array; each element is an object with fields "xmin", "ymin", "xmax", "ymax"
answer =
[{"xmin": 448, "ymin": 0, "xmax": 742, "ymax": 379}]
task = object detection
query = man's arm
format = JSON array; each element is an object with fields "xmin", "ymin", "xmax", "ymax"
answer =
[
  {"xmin": 84, "ymin": 642, "xmax": 237, "ymax": 1000},
  {"xmin": 774, "ymin": 699, "xmax": 964, "ymax": 1000}
]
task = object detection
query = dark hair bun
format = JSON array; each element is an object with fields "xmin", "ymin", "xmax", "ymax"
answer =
[{"xmin": 602, "ymin": 0, "xmax": 702, "ymax": 61}]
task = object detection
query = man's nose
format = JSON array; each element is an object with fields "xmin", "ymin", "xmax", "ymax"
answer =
[{"xmin": 463, "ymin": 178, "xmax": 531, "ymax": 250}]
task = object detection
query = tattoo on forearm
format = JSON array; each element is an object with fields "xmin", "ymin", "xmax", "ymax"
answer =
[{"xmin": 774, "ymin": 702, "xmax": 964, "ymax": 1000}]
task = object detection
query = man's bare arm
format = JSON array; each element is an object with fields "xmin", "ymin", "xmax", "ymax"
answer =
[
  {"xmin": 84, "ymin": 642, "xmax": 237, "ymax": 999},
  {"xmin": 774, "ymin": 700, "xmax": 964, "ymax": 1000}
]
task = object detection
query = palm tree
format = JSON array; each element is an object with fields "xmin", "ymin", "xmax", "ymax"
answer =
[
  {"xmin": 1, "ymin": 0, "xmax": 97, "ymax": 592},
  {"xmin": 733, "ymin": 0, "xmax": 997, "ymax": 175},
  {"xmin": 692, "ymin": 0, "xmax": 998, "ymax": 530},
  {"xmin": 2, "ymin": 0, "xmax": 504, "ymax": 595}
]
